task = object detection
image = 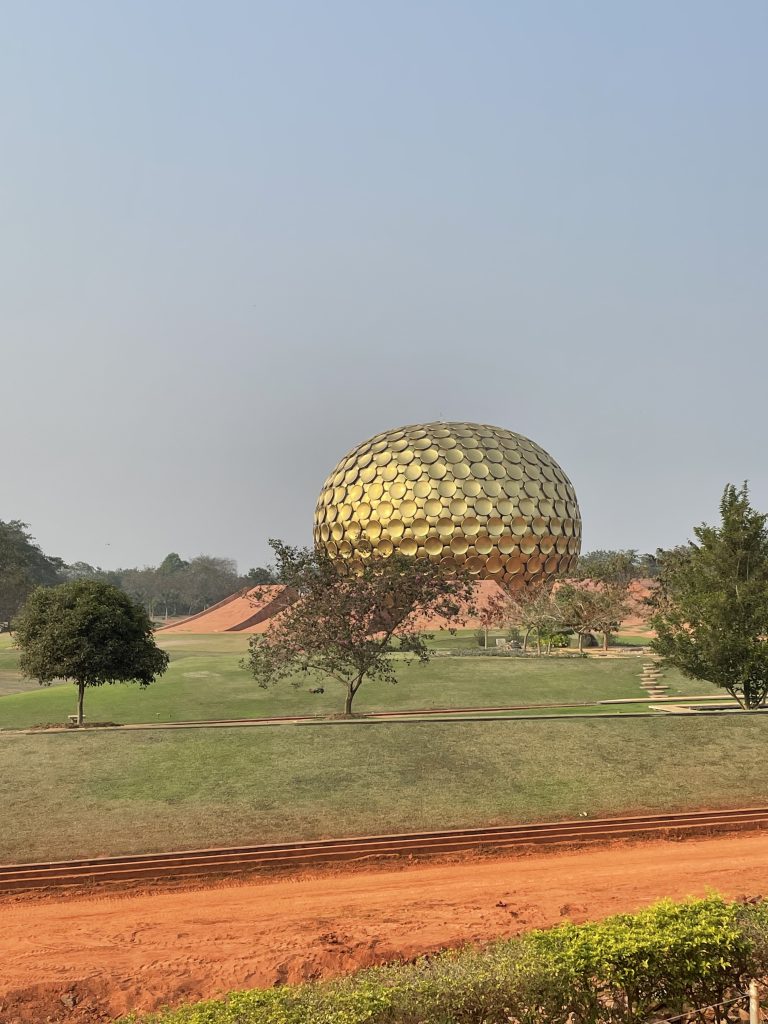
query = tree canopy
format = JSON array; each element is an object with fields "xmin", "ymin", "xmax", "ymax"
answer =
[
  {"xmin": 244, "ymin": 540, "xmax": 474, "ymax": 714},
  {"xmin": 651, "ymin": 483, "xmax": 768, "ymax": 709},
  {"xmin": 13, "ymin": 580, "xmax": 169, "ymax": 724},
  {"xmin": 0, "ymin": 520, "xmax": 63, "ymax": 626}
]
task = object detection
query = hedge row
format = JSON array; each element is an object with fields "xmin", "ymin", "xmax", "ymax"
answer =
[{"xmin": 129, "ymin": 897, "xmax": 768, "ymax": 1024}]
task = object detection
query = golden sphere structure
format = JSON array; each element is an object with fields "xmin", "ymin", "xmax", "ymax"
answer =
[{"xmin": 313, "ymin": 422, "xmax": 581, "ymax": 590}]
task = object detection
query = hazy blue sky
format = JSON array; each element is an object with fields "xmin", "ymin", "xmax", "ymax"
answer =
[{"xmin": 2, "ymin": 1, "xmax": 767, "ymax": 571}]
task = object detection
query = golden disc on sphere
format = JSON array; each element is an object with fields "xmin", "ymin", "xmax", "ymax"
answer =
[
  {"xmin": 450, "ymin": 535, "xmax": 469, "ymax": 556},
  {"xmin": 314, "ymin": 422, "xmax": 580, "ymax": 587},
  {"xmin": 399, "ymin": 499, "xmax": 417, "ymax": 521},
  {"xmin": 412, "ymin": 518, "xmax": 429, "ymax": 538},
  {"xmin": 463, "ymin": 517, "xmax": 481, "ymax": 536}
]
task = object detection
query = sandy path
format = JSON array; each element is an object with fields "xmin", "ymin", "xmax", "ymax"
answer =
[{"xmin": 1, "ymin": 833, "xmax": 767, "ymax": 1023}]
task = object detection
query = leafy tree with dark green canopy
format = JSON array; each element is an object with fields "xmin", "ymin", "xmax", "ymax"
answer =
[
  {"xmin": 651, "ymin": 483, "xmax": 768, "ymax": 710},
  {"xmin": 13, "ymin": 580, "xmax": 169, "ymax": 725},
  {"xmin": 0, "ymin": 520, "xmax": 63, "ymax": 626},
  {"xmin": 244, "ymin": 540, "xmax": 474, "ymax": 715}
]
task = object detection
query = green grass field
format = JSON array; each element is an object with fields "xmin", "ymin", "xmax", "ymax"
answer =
[
  {"xmin": 1, "ymin": 715, "xmax": 766, "ymax": 863},
  {"xmin": 0, "ymin": 632, "xmax": 715, "ymax": 729}
]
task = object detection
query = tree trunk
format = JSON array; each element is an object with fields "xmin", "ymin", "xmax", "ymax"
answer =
[
  {"xmin": 578, "ymin": 632, "xmax": 584, "ymax": 653},
  {"xmin": 77, "ymin": 681, "xmax": 85, "ymax": 726},
  {"xmin": 603, "ymin": 631, "xmax": 609, "ymax": 651},
  {"xmin": 523, "ymin": 627, "xmax": 532, "ymax": 652},
  {"xmin": 344, "ymin": 684, "xmax": 355, "ymax": 716},
  {"xmin": 536, "ymin": 631, "xmax": 542, "ymax": 656},
  {"xmin": 484, "ymin": 627, "xmax": 488, "ymax": 649}
]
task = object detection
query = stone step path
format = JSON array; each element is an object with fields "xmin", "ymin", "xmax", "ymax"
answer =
[{"xmin": 640, "ymin": 661, "xmax": 668, "ymax": 699}]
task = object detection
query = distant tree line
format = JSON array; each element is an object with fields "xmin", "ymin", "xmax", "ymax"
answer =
[{"xmin": 0, "ymin": 519, "xmax": 276, "ymax": 626}]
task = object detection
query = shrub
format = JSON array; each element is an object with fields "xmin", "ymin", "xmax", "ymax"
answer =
[{"xmin": 129, "ymin": 897, "xmax": 764, "ymax": 1024}]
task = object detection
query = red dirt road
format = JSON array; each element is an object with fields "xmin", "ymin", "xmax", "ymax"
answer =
[{"xmin": 2, "ymin": 833, "xmax": 767, "ymax": 1023}]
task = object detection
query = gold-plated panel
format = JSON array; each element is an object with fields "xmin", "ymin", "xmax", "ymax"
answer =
[
  {"xmin": 314, "ymin": 421, "xmax": 581, "ymax": 588},
  {"xmin": 463, "ymin": 517, "xmax": 481, "ymax": 536},
  {"xmin": 520, "ymin": 535, "xmax": 537, "ymax": 555},
  {"xmin": 399, "ymin": 499, "xmax": 417, "ymax": 521},
  {"xmin": 475, "ymin": 535, "xmax": 493, "ymax": 555},
  {"xmin": 412, "ymin": 518, "xmax": 429, "ymax": 539},
  {"xmin": 450, "ymin": 536, "xmax": 469, "ymax": 556},
  {"xmin": 498, "ymin": 535, "xmax": 516, "ymax": 555},
  {"xmin": 511, "ymin": 516, "xmax": 527, "ymax": 536}
]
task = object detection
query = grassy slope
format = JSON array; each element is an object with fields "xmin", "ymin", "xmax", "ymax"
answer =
[
  {"xmin": 1, "ymin": 715, "xmax": 767, "ymax": 862},
  {"xmin": 0, "ymin": 633, "xmax": 716, "ymax": 729}
]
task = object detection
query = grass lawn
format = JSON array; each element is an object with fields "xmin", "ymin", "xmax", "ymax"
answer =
[
  {"xmin": 1, "ymin": 715, "xmax": 767, "ymax": 862},
  {"xmin": 0, "ymin": 633, "xmax": 717, "ymax": 729}
]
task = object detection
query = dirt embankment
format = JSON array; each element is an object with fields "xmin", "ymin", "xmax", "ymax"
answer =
[{"xmin": 1, "ymin": 832, "xmax": 766, "ymax": 1023}]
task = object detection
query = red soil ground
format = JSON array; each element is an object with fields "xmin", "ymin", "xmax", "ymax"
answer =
[{"xmin": 2, "ymin": 832, "xmax": 766, "ymax": 1024}]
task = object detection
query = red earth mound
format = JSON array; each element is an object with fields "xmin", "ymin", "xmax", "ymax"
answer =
[
  {"xmin": 158, "ymin": 578, "xmax": 655, "ymax": 637},
  {"xmin": 156, "ymin": 586, "xmax": 293, "ymax": 634}
]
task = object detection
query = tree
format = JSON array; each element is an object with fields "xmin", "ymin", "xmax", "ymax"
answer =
[
  {"xmin": 178, "ymin": 555, "xmax": 240, "ymax": 613},
  {"xmin": 555, "ymin": 584, "xmax": 601, "ymax": 652},
  {"xmin": 476, "ymin": 589, "xmax": 513, "ymax": 648},
  {"xmin": 245, "ymin": 565, "xmax": 277, "ymax": 585},
  {"xmin": 572, "ymin": 549, "xmax": 640, "ymax": 584},
  {"xmin": 244, "ymin": 540, "xmax": 474, "ymax": 715},
  {"xmin": 505, "ymin": 584, "xmax": 564, "ymax": 654},
  {"xmin": 650, "ymin": 484, "xmax": 768, "ymax": 710},
  {"xmin": 0, "ymin": 521, "xmax": 63, "ymax": 626},
  {"xmin": 13, "ymin": 580, "xmax": 169, "ymax": 724},
  {"xmin": 591, "ymin": 585, "xmax": 631, "ymax": 650}
]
